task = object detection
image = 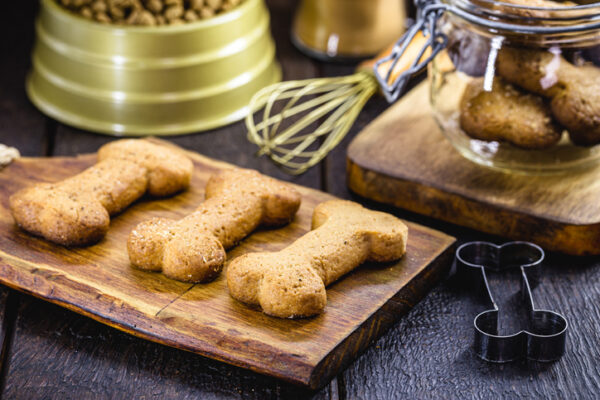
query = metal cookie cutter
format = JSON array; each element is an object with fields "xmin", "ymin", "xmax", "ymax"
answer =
[{"xmin": 456, "ymin": 241, "xmax": 568, "ymax": 363}]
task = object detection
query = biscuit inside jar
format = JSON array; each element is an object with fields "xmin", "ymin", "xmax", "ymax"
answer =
[
  {"xmin": 57, "ymin": 0, "xmax": 244, "ymax": 26},
  {"xmin": 429, "ymin": 0, "xmax": 600, "ymax": 172},
  {"xmin": 456, "ymin": 44, "xmax": 600, "ymax": 150},
  {"xmin": 496, "ymin": 47, "xmax": 600, "ymax": 147},
  {"xmin": 459, "ymin": 78, "xmax": 563, "ymax": 150}
]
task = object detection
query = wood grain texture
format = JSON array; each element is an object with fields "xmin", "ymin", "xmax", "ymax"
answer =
[
  {"xmin": 0, "ymin": 2, "xmax": 50, "ymax": 391},
  {"xmin": 0, "ymin": 139, "xmax": 455, "ymax": 389},
  {"xmin": 7, "ymin": 1, "xmax": 335, "ymax": 397},
  {"xmin": 3, "ymin": 295, "xmax": 332, "ymax": 400},
  {"xmin": 0, "ymin": 289, "xmax": 14, "ymax": 389},
  {"xmin": 5, "ymin": 1, "xmax": 598, "ymax": 399},
  {"xmin": 341, "ymin": 247, "xmax": 600, "ymax": 400},
  {"xmin": 347, "ymin": 82, "xmax": 600, "ymax": 256}
]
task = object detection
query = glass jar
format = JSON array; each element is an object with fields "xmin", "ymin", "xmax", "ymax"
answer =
[
  {"xmin": 292, "ymin": 0, "xmax": 407, "ymax": 61},
  {"xmin": 427, "ymin": 0, "xmax": 600, "ymax": 173}
]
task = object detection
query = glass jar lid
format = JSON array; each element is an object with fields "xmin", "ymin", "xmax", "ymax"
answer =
[{"xmin": 374, "ymin": 0, "xmax": 600, "ymax": 102}]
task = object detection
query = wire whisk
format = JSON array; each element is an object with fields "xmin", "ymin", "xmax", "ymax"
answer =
[{"xmin": 246, "ymin": 30, "xmax": 433, "ymax": 175}]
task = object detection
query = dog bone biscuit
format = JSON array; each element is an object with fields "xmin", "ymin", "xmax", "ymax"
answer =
[
  {"xmin": 97, "ymin": 139, "xmax": 192, "ymax": 197},
  {"xmin": 226, "ymin": 200, "xmax": 408, "ymax": 318},
  {"xmin": 497, "ymin": 47, "xmax": 600, "ymax": 145},
  {"xmin": 9, "ymin": 139, "xmax": 193, "ymax": 246},
  {"xmin": 128, "ymin": 169, "xmax": 301, "ymax": 283},
  {"xmin": 460, "ymin": 77, "xmax": 562, "ymax": 149}
]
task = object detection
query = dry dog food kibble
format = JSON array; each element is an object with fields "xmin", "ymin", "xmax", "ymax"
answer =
[
  {"xmin": 58, "ymin": 0, "xmax": 244, "ymax": 26},
  {"xmin": 226, "ymin": 200, "xmax": 408, "ymax": 318},
  {"xmin": 128, "ymin": 169, "xmax": 301, "ymax": 283},
  {"xmin": 9, "ymin": 139, "xmax": 193, "ymax": 246}
]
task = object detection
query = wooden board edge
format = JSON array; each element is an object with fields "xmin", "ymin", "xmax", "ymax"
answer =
[
  {"xmin": 347, "ymin": 158, "xmax": 600, "ymax": 255},
  {"xmin": 345, "ymin": 82, "xmax": 600, "ymax": 228},
  {"xmin": 0, "ymin": 252, "xmax": 316, "ymax": 386},
  {"xmin": 0, "ymin": 142, "xmax": 461, "ymax": 388},
  {"xmin": 307, "ymin": 237, "xmax": 456, "ymax": 390}
]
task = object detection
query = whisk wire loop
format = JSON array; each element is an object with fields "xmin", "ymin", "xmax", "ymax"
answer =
[
  {"xmin": 246, "ymin": 71, "xmax": 377, "ymax": 174},
  {"xmin": 279, "ymin": 87, "xmax": 365, "ymax": 164},
  {"xmin": 253, "ymin": 85, "xmax": 357, "ymax": 132}
]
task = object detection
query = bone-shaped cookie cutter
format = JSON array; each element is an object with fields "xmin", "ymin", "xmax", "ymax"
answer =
[{"xmin": 456, "ymin": 241, "xmax": 568, "ymax": 363}]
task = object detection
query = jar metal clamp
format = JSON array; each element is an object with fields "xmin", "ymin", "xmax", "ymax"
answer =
[{"xmin": 373, "ymin": 0, "xmax": 600, "ymax": 103}]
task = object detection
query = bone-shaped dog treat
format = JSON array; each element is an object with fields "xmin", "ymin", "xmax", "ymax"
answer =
[
  {"xmin": 459, "ymin": 77, "xmax": 562, "ymax": 149},
  {"xmin": 226, "ymin": 200, "xmax": 408, "ymax": 318},
  {"xmin": 128, "ymin": 169, "xmax": 302, "ymax": 283},
  {"xmin": 9, "ymin": 139, "xmax": 193, "ymax": 246},
  {"xmin": 497, "ymin": 47, "xmax": 600, "ymax": 145}
]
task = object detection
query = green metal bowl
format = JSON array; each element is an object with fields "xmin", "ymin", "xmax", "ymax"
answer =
[{"xmin": 26, "ymin": 0, "xmax": 281, "ymax": 136}]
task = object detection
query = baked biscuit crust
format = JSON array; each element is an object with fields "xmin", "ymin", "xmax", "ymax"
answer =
[
  {"xmin": 227, "ymin": 200, "xmax": 408, "ymax": 318},
  {"xmin": 10, "ymin": 139, "xmax": 193, "ymax": 246},
  {"xmin": 459, "ymin": 78, "xmax": 562, "ymax": 149},
  {"xmin": 497, "ymin": 47, "xmax": 600, "ymax": 146},
  {"xmin": 128, "ymin": 169, "xmax": 302, "ymax": 283}
]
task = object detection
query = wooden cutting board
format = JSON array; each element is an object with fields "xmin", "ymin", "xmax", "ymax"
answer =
[
  {"xmin": 347, "ymin": 82, "xmax": 600, "ymax": 256},
  {"xmin": 0, "ymin": 139, "xmax": 455, "ymax": 389}
]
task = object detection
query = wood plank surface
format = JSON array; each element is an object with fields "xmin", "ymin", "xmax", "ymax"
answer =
[
  {"xmin": 2, "ymin": 0, "xmax": 600, "ymax": 399},
  {"xmin": 0, "ymin": 1, "xmax": 339, "ymax": 398},
  {"xmin": 347, "ymin": 82, "xmax": 600, "ymax": 255},
  {"xmin": 41, "ymin": 1, "xmax": 327, "ymax": 394},
  {"xmin": 340, "ymin": 248, "xmax": 600, "ymax": 400},
  {"xmin": 0, "ymin": 2, "xmax": 49, "ymax": 393},
  {"xmin": 3, "ymin": 295, "xmax": 330, "ymax": 400},
  {"xmin": 0, "ymin": 140, "xmax": 455, "ymax": 389}
]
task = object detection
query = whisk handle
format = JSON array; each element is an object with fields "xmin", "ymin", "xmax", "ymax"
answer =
[{"xmin": 358, "ymin": 31, "xmax": 429, "ymax": 84}]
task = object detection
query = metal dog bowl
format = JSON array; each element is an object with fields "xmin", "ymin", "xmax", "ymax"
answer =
[{"xmin": 26, "ymin": 0, "xmax": 281, "ymax": 135}]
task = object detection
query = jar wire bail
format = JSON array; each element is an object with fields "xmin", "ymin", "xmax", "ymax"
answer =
[
  {"xmin": 374, "ymin": 0, "xmax": 449, "ymax": 103},
  {"xmin": 374, "ymin": 0, "xmax": 600, "ymax": 103}
]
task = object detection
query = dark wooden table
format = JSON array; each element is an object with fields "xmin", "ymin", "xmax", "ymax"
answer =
[{"xmin": 1, "ymin": 1, "xmax": 599, "ymax": 399}]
